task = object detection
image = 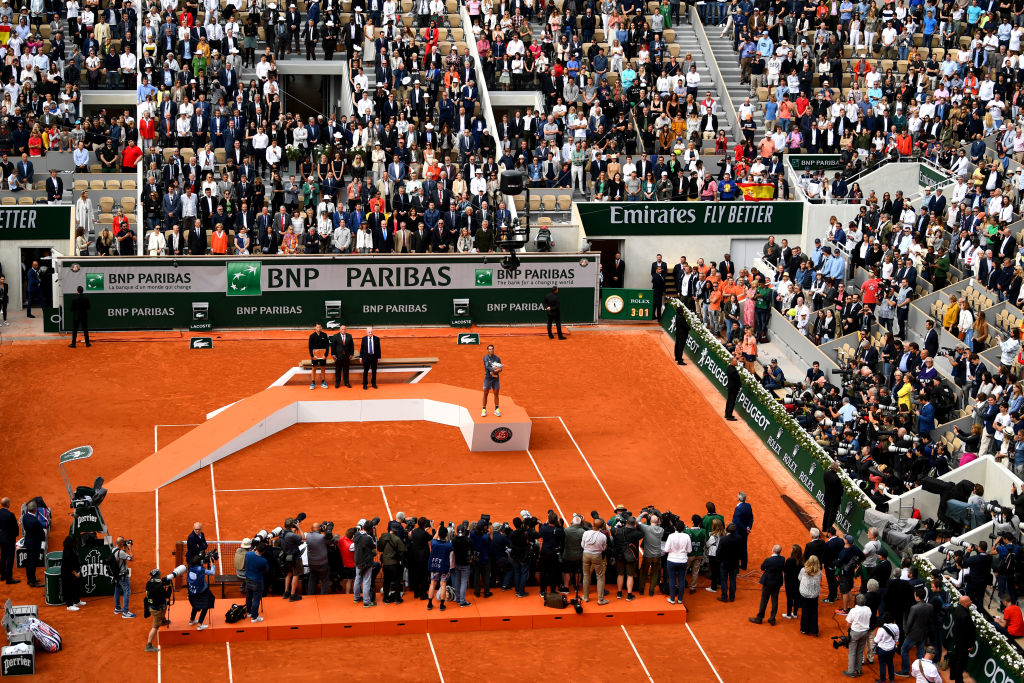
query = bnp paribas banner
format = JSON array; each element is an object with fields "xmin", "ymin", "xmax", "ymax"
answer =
[
  {"xmin": 577, "ymin": 201, "xmax": 804, "ymax": 237},
  {"xmin": 659, "ymin": 302, "xmax": 866, "ymax": 539},
  {"xmin": 57, "ymin": 255, "xmax": 599, "ymax": 330}
]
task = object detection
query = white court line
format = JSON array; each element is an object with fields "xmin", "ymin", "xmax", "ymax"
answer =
[
  {"xmin": 379, "ymin": 486, "xmax": 393, "ymax": 520},
  {"xmin": 542, "ymin": 416, "xmax": 615, "ymax": 510},
  {"xmin": 225, "ymin": 643, "xmax": 234, "ymax": 683},
  {"xmin": 426, "ymin": 633, "xmax": 445, "ymax": 683},
  {"xmin": 153, "ymin": 424, "xmax": 200, "ymax": 451},
  {"xmin": 155, "ymin": 488, "xmax": 161, "ymax": 683},
  {"xmin": 209, "ymin": 465, "xmax": 224, "ymax": 574},
  {"xmin": 686, "ymin": 623, "xmax": 724, "ymax": 683},
  {"xmin": 216, "ymin": 481, "xmax": 544, "ymax": 493},
  {"xmin": 526, "ymin": 449, "xmax": 564, "ymax": 521},
  {"xmin": 621, "ymin": 625, "xmax": 654, "ymax": 682}
]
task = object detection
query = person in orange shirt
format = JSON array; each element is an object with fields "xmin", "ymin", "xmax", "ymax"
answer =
[
  {"xmin": 210, "ymin": 225, "xmax": 229, "ymax": 255},
  {"xmin": 739, "ymin": 328, "xmax": 758, "ymax": 374},
  {"xmin": 368, "ymin": 195, "xmax": 385, "ymax": 213},
  {"xmin": 708, "ymin": 285, "xmax": 723, "ymax": 337},
  {"xmin": 895, "ymin": 131, "xmax": 913, "ymax": 157}
]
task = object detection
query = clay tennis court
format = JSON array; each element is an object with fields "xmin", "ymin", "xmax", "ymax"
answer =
[{"xmin": 2, "ymin": 326, "xmax": 863, "ymax": 681}]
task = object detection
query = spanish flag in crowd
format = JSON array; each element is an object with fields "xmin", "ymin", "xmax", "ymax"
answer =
[
  {"xmin": 0, "ymin": 23, "xmax": 11, "ymax": 46},
  {"xmin": 737, "ymin": 183, "xmax": 775, "ymax": 201}
]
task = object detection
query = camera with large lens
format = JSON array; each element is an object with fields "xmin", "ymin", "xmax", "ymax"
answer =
[
  {"xmin": 832, "ymin": 635, "xmax": 851, "ymax": 649},
  {"xmin": 200, "ymin": 548, "xmax": 220, "ymax": 564},
  {"xmin": 321, "ymin": 520, "xmax": 335, "ymax": 536}
]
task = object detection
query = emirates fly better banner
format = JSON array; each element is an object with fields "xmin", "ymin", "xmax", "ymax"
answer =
[{"xmin": 57, "ymin": 255, "xmax": 599, "ymax": 330}]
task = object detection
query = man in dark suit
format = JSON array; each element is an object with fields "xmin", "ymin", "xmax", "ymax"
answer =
[
  {"xmin": 725, "ymin": 355, "xmax": 740, "ymax": 421},
  {"xmin": 716, "ymin": 523, "xmax": 742, "ymax": 602},
  {"xmin": 68, "ymin": 286, "xmax": 91, "ymax": 348},
  {"xmin": 732, "ymin": 491, "xmax": 754, "ymax": 570},
  {"xmin": 749, "ymin": 545, "xmax": 785, "ymax": 624},
  {"xmin": 21, "ymin": 501, "xmax": 43, "ymax": 587},
  {"xmin": 610, "ymin": 252, "xmax": 625, "ymax": 288},
  {"xmin": 45, "ymin": 169, "xmax": 64, "ymax": 202},
  {"xmin": 923, "ymin": 319, "xmax": 939, "ymax": 358},
  {"xmin": 188, "ymin": 220, "xmax": 208, "ymax": 255},
  {"xmin": 673, "ymin": 306, "xmax": 689, "ymax": 365},
  {"xmin": 360, "ymin": 327, "xmax": 381, "ymax": 389},
  {"xmin": 330, "ymin": 324, "xmax": 354, "ymax": 388},
  {"xmin": 0, "ymin": 497, "xmax": 19, "ymax": 585}
]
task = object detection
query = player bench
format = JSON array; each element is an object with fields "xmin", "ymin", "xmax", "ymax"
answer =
[{"xmin": 212, "ymin": 574, "xmax": 245, "ymax": 598}]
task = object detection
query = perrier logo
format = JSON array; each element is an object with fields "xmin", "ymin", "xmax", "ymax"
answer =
[
  {"xmin": 475, "ymin": 268, "xmax": 492, "ymax": 287},
  {"xmin": 227, "ymin": 261, "xmax": 261, "ymax": 296},
  {"xmin": 85, "ymin": 273, "xmax": 104, "ymax": 291}
]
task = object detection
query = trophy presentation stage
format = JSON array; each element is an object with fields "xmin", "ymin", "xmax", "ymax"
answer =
[{"xmin": 108, "ymin": 383, "xmax": 534, "ymax": 493}]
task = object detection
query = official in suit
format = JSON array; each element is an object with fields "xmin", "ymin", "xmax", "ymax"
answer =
[
  {"xmin": 543, "ymin": 286, "xmax": 566, "ymax": 339},
  {"xmin": 673, "ymin": 306, "xmax": 689, "ymax": 365},
  {"xmin": 68, "ymin": 286, "xmax": 91, "ymax": 347},
  {"xmin": 923, "ymin": 319, "xmax": 939, "ymax": 358},
  {"xmin": 610, "ymin": 252, "xmax": 625, "ymax": 287},
  {"xmin": 360, "ymin": 327, "xmax": 382, "ymax": 389},
  {"xmin": 732, "ymin": 492, "xmax": 754, "ymax": 571},
  {"xmin": 21, "ymin": 501, "xmax": 43, "ymax": 586},
  {"xmin": 330, "ymin": 325, "xmax": 354, "ymax": 388},
  {"xmin": 188, "ymin": 221, "xmax": 208, "ymax": 255},
  {"xmin": 725, "ymin": 355, "xmax": 740, "ymax": 420},
  {"xmin": 749, "ymin": 545, "xmax": 785, "ymax": 624},
  {"xmin": 0, "ymin": 497, "xmax": 19, "ymax": 584}
]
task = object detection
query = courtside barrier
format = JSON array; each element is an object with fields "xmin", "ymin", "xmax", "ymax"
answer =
[{"xmin": 660, "ymin": 300, "xmax": 873, "ymax": 537}]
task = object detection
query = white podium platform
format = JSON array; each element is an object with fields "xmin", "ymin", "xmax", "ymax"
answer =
[{"xmin": 109, "ymin": 384, "xmax": 533, "ymax": 493}]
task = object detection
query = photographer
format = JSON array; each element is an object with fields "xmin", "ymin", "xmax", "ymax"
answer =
[
  {"xmin": 561, "ymin": 514, "xmax": 585, "ymax": 592},
  {"xmin": 305, "ymin": 523, "xmax": 330, "ymax": 596},
  {"xmin": 841, "ymin": 594, "xmax": 872, "ymax": 678},
  {"xmin": 538, "ymin": 512, "xmax": 566, "ymax": 598},
  {"xmin": 234, "ymin": 538, "xmax": 251, "ymax": 582},
  {"xmin": 112, "ymin": 537, "xmax": 136, "ymax": 619},
  {"xmin": 962, "ymin": 541, "xmax": 993, "ymax": 606},
  {"xmin": 408, "ymin": 518, "xmax": 433, "ymax": 600},
  {"xmin": 353, "ymin": 520, "xmax": 378, "ymax": 607},
  {"xmin": 450, "ymin": 523, "xmax": 473, "ymax": 607},
  {"xmin": 427, "ymin": 525, "xmax": 453, "ymax": 611},
  {"xmin": 508, "ymin": 515, "xmax": 539, "ymax": 598},
  {"xmin": 580, "ymin": 518, "xmax": 610, "ymax": 605},
  {"xmin": 186, "ymin": 553, "xmax": 215, "ymax": 629},
  {"xmin": 471, "ymin": 520, "xmax": 493, "ymax": 599},
  {"xmin": 638, "ymin": 513, "xmax": 664, "ymax": 598},
  {"xmin": 873, "ymin": 611, "xmax": 900, "ymax": 683},
  {"xmin": 613, "ymin": 516, "xmax": 645, "ymax": 601},
  {"xmin": 896, "ymin": 587, "xmax": 933, "ymax": 677},
  {"xmin": 144, "ymin": 569, "xmax": 171, "ymax": 654},
  {"xmin": 378, "ymin": 522, "xmax": 407, "ymax": 604},
  {"xmin": 281, "ymin": 518, "xmax": 304, "ymax": 602},
  {"xmin": 244, "ymin": 543, "xmax": 269, "ymax": 623}
]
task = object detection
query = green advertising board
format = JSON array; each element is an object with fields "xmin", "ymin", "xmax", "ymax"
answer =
[
  {"xmin": 577, "ymin": 201, "xmax": 804, "ymax": 237},
  {"xmin": 600, "ymin": 288, "xmax": 654, "ymax": 320},
  {"xmin": 0, "ymin": 205, "xmax": 72, "ymax": 241},
  {"xmin": 57, "ymin": 255, "xmax": 599, "ymax": 330},
  {"xmin": 788, "ymin": 155, "xmax": 845, "ymax": 172},
  {"xmin": 660, "ymin": 302, "xmax": 867, "ymax": 539}
]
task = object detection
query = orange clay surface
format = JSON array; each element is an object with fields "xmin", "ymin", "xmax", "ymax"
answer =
[{"xmin": 0, "ymin": 326, "xmax": 871, "ymax": 682}]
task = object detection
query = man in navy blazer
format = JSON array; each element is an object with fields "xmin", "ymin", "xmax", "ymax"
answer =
[
  {"xmin": 732, "ymin": 492, "xmax": 754, "ymax": 570},
  {"xmin": 360, "ymin": 327, "xmax": 382, "ymax": 389},
  {"xmin": 749, "ymin": 545, "xmax": 785, "ymax": 624}
]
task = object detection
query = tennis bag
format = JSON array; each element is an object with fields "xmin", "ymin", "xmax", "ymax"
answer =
[
  {"xmin": 27, "ymin": 617, "xmax": 61, "ymax": 652},
  {"xmin": 224, "ymin": 604, "xmax": 247, "ymax": 624},
  {"xmin": 544, "ymin": 592, "xmax": 568, "ymax": 609}
]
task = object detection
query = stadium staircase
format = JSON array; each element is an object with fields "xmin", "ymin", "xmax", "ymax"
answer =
[{"xmin": 704, "ymin": 26, "xmax": 764, "ymax": 143}]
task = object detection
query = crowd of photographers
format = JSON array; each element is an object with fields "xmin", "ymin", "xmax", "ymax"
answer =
[{"xmin": 142, "ymin": 499, "xmax": 759, "ymax": 633}]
